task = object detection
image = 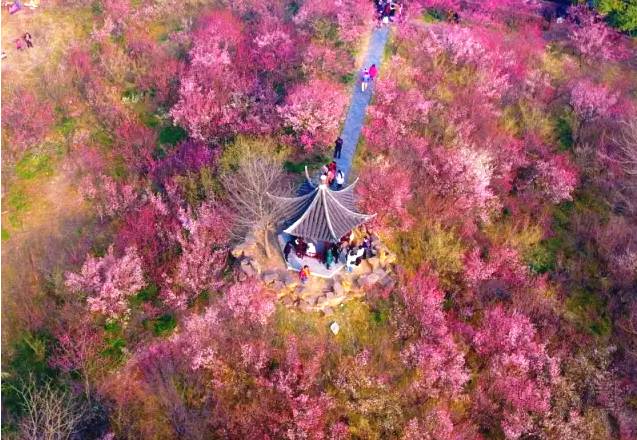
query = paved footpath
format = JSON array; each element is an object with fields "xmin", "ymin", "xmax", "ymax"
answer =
[{"xmin": 335, "ymin": 26, "xmax": 390, "ymax": 181}]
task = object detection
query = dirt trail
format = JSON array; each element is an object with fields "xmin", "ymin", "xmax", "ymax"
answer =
[{"xmin": 1, "ymin": 162, "xmax": 90, "ymax": 346}]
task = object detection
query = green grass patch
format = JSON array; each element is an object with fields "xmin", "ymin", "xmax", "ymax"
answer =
[
  {"xmin": 554, "ymin": 114, "xmax": 574, "ymax": 151},
  {"xmin": 392, "ymin": 223, "xmax": 467, "ymax": 290},
  {"xmin": 423, "ymin": 8, "xmax": 445, "ymax": 23},
  {"xmin": 130, "ymin": 283, "xmax": 159, "ymax": 307},
  {"xmin": 525, "ymin": 237, "xmax": 562, "ymax": 274},
  {"xmin": 159, "ymin": 124, "xmax": 187, "ymax": 146},
  {"xmin": 566, "ymin": 289, "xmax": 612, "ymax": 338},
  {"xmin": 313, "ymin": 18, "xmax": 340, "ymax": 44},
  {"xmin": 92, "ymin": 129, "xmax": 114, "ymax": 147},
  {"xmin": 141, "ymin": 112, "xmax": 161, "ymax": 128},
  {"xmin": 55, "ymin": 115, "xmax": 77, "ymax": 138},
  {"xmin": 2, "ymin": 228, "xmax": 10, "ymax": 241},
  {"xmin": 6, "ymin": 189, "xmax": 30, "ymax": 227},
  {"xmin": 147, "ymin": 314, "xmax": 177, "ymax": 337},
  {"xmin": 274, "ymin": 304, "xmax": 322, "ymax": 342},
  {"xmin": 340, "ymin": 72, "xmax": 355, "ymax": 85},
  {"xmin": 2, "ymin": 332, "xmax": 58, "ymax": 417},
  {"xmin": 102, "ymin": 321, "xmax": 126, "ymax": 361},
  {"xmin": 284, "ymin": 153, "xmax": 331, "ymax": 174},
  {"xmin": 15, "ymin": 153, "xmax": 53, "ymax": 180}
]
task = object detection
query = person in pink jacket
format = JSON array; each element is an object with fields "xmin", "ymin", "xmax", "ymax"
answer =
[{"xmin": 369, "ymin": 64, "xmax": 378, "ymax": 82}]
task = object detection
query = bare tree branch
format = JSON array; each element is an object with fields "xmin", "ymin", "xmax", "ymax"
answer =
[
  {"xmin": 616, "ymin": 119, "xmax": 637, "ymax": 180},
  {"xmin": 13, "ymin": 375, "xmax": 85, "ymax": 440},
  {"xmin": 222, "ymin": 151, "xmax": 292, "ymax": 257}
]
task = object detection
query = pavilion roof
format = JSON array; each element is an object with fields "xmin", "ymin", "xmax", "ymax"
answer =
[{"xmin": 270, "ymin": 169, "xmax": 375, "ymax": 243}]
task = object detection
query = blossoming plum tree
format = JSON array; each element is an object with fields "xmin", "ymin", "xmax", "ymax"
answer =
[
  {"xmin": 278, "ymin": 78, "xmax": 348, "ymax": 151},
  {"xmin": 473, "ymin": 306, "xmax": 558, "ymax": 439},
  {"xmin": 65, "ymin": 246, "xmax": 145, "ymax": 320},
  {"xmin": 399, "ymin": 268, "xmax": 468, "ymax": 399}
]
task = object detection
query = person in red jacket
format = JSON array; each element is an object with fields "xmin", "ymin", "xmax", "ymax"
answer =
[{"xmin": 299, "ymin": 265, "xmax": 310, "ymax": 284}]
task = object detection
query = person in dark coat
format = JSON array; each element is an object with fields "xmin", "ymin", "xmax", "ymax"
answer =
[
  {"xmin": 23, "ymin": 32, "xmax": 33, "ymax": 48},
  {"xmin": 334, "ymin": 137, "xmax": 343, "ymax": 158},
  {"xmin": 284, "ymin": 240, "xmax": 294, "ymax": 262}
]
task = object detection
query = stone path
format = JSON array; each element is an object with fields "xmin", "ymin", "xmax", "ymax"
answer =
[{"xmin": 335, "ymin": 26, "xmax": 390, "ymax": 181}]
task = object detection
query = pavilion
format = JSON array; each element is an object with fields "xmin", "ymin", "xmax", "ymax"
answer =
[{"xmin": 270, "ymin": 168, "xmax": 375, "ymax": 278}]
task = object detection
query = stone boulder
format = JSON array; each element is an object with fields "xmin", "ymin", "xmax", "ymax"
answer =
[
  {"xmin": 240, "ymin": 259, "xmax": 257, "ymax": 277},
  {"xmin": 249, "ymin": 258, "xmax": 262, "ymax": 275},
  {"xmin": 367, "ymin": 257, "xmax": 381, "ymax": 272},
  {"xmin": 358, "ymin": 272, "xmax": 381, "ymax": 289},
  {"xmin": 231, "ymin": 234, "xmax": 259, "ymax": 259},
  {"xmin": 332, "ymin": 280, "xmax": 345, "ymax": 297},
  {"xmin": 358, "ymin": 259, "xmax": 374, "ymax": 274},
  {"xmin": 281, "ymin": 272, "xmax": 298, "ymax": 289},
  {"xmin": 262, "ymin": 271, "xmax": 278, "ymax": 284},
  {"xmin": 340, "ymin": 277, "xmax": 353, "ymax": 292},
  {"xmin": 378, "ymin": 247, "xmax": 396, "ymax": 268}
]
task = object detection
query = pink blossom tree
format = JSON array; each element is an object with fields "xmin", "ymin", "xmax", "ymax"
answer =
[
  {"xmin": 278, "ymin": 78, "xmax": 348, "ymax": 151},
  {"xmin": 294, "ymin": 0, "xmax": 373, "ymax": 45},
  {"xmin": 473, "ymin": 306, "xmax": 558, "ymax": 439},
  {"xmin": 428, "ymin": 145, "xmax": 500, "ymax": 222},
  {"xmin": 170, "ymin": 12, "xmax": 256, "ymax": 141},
  {"xmin": 568, "ymin": 6, "xmax": 623, "ymax": 63},
  {"xmin": 115, "ymin": 118, "xmax": 156, "ymax": 174},
  {"xmin": 65, "ymin": 246, "xmax": 145, "ymax": 320},
  {"xmin": 363, "ymin": 76, "xmax": 435, "ymax": 155},
  {"xmin": 357, "ymin": 160, "xmax": 413, "ymax": 230},
  {"xmin": 535, "ymin": 154, "xmax": 578, "ymax": 204},
  {"xmin": 49, "ymin": 311, "xmax": 104, "ymax": 400},
  {"xmin": 225, "ymin": 279, "xmax": 276, "ymax": 326},
  {"xmin": 570, "ymin": 79, "xmax": 619, "ymax": 123},
  {"xmin": 1, "ymin": 90, "xmax": 55, "ymax": 161},
  {"xmin": 164, "ymin": 202, "xmax": 233, "ymax": 308},
  {"xmin": 115, "ymin": 193, "xmax": 182, "ymax": 283},
  {"xmin": 80, "ymin": 174, "xmax": 138, "ymax": 220},
  {"xmin": 401, "ymin": 407, "xmax": 460, "ymax": 440},
  {"xmin": 399, "ymin": 268, "xmax": 468, "ymax": 399}
]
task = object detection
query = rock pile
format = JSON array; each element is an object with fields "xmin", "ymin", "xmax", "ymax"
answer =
[{"xmin": 231, "ymin": 230, "xmax": 398, "ymax": 314}]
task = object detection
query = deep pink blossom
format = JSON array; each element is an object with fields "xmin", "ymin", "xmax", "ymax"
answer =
[
  {"xmin": 535, "ymin": 154, "xmax": 578, "ymax": 203},
  {"xmin": 400, "ymin": 268, "xmax": 468, "ymax": 398},
  {"xmin": 568, "ymin": 6, "xmax": 624, "ymax": 62},
  {"xmin": 170, "ymin": 12, "xmax": 255, "ymax": 141},
  {"xmin": 357, "ymin": 160, "xmax": 413, "ymax": 229},
  {"xmin": 1, "ymin": 90, "xmax": 55, "ymax": 160},
  {"xmin": 473, "ymin": 306, "xmax": 558, "ymax": 439}
]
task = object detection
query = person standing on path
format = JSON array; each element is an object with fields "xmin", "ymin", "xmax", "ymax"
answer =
[
  {"xmin": 361, "ymin": 68, "xmax": 371, "ymax": 92},
  {"xmin": 284, "ymin": 239, "xmax": 293, "ymax": 262},
  {"xmin": 299, "ymin": 265, "xmax": 310, "ymax": 284},
  {"xmin": 23, "ymin": 32, "xmax": 33, "ymax": 48},
  {"xmin": 335, "ymin": 170, "xmax": 345, "ymax": 190},
  {"xmin": 325, "ymin": 247, "xmax": 334, "ymax": 270},
  {"xmin": 369, "ymin": 64, "xmax": 378, "ymax": 83},
  {"xmin": 334, "ymin": 137, "xmax": 343, "ymax": 158}
]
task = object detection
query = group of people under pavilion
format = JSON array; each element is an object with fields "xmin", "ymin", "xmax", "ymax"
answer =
[{"xmin": 270, "ymin": 166, "xmax": 376, "ymax": 281}]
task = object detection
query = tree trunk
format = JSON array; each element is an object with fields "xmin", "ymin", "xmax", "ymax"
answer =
[
  {"xmin": 84, "ymin": 373, "xmax": 91, "ymax": 404},
  {"xmin": 263, "ymin": 227, "xmax": 271, "ymax": 258}
]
